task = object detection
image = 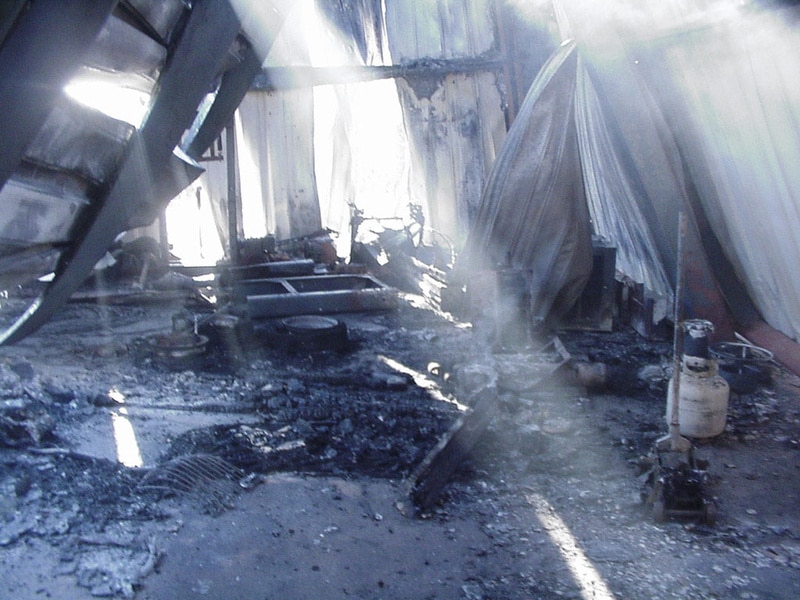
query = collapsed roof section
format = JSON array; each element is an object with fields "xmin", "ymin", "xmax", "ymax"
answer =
[
  {"xmin": 0, "ymin": 0, "xmax": 284, "ymax": 344},
  {"xmin": 1, "ymin": 0, "xmax": 799, "ymax": 355}
]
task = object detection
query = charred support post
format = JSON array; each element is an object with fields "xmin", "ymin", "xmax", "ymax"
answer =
[{"xmin": 225, "ymin": 119, "xmax": 240, "ymax": 264}]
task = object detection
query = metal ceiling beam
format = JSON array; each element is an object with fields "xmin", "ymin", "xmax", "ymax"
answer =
[
  {"xmin": 0, "ymin": 0, "xmax": 118, "ymax": 193},
  {"xmin": 0, "ymin": 0, "xmax": 243, "ymax": 345},
  {"xmin": 183, "ymin": 0, "xmax": 287, "ymax": 161},
  {"xmin": 184, "ymin": 43, "xmax": 264, "ymax": 161},
  {"xmin": 0, "ymin": 0, "xmax": 29, "ymax": 48}
]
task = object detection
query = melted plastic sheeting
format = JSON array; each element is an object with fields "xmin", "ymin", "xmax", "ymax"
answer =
[{"xmin": 464, "ymin": 41, "xmax": 593, "ymax": 328}]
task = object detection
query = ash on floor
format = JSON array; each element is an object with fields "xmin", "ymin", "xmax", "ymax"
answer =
[{"xmin": 1, "ymin": 294, "xmax": 800, "ymax": 599}]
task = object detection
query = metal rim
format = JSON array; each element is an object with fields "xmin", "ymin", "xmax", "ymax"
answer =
[{"xmin": 281, "ymin": 315, "xmax": 341, "ymax": 332}]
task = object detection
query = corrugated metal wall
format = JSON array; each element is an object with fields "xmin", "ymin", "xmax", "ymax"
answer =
[
  {"xmin": 226, "ymin": 0, "xmax": 506, "ymax": 251},
  {"xmin": 384, "ymin": 0, "xmax": 495, "ymax": 61}
]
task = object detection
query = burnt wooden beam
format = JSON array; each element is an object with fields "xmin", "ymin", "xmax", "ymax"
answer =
[
  {"xmin": 406, "ymin": 393, "xmax": 498, "ymax": 513},
  {"xmin": 406, "ymin": 337, "xmax": 571, "ymax": 513},
  {"xmin": 252, "ymin": 55, "xmax": 505, "ymax": 91}
]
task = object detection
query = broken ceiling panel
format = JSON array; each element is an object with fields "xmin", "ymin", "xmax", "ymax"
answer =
[
  {"xmin": 527, "ymin": 0, "xmax": 793, "ymax": 339},
  {"xmin": 0, "ymin": 0, "xmax": 117, "ymax": 196},
  {"xmin": 567, "ymin": 70, "xmax": 734, "ymax": 335}
]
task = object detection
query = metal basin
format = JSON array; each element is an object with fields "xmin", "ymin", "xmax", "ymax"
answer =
[{"xmin": 243, "ymin": 274, "xmax": 397, "ymax": 318}]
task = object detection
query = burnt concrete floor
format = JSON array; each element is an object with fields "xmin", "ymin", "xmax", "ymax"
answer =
[{"xmin": 1, "ymin": 291, "xmax": 800, "ymax": 599}]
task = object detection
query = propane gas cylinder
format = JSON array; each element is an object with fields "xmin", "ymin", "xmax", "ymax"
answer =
[{"xmin": 666, "ymin": 355, "xmax": 730, "ymax": 438}]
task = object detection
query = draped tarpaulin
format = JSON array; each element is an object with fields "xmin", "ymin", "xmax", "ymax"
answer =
[
  {"xmin": 461, "ymin": 35, "xmax": 733, "ymax": 332},
  {"xmin": 637, "ymin": 12, "xmax": 800, "ymax": 341},
  {"xmin": 551, "ymin": 0, "xmax": 800, "ymax": 343},
  {"xmin": 575, "ymin": 56, "xmax": 674, "ymax": 322},
  {"xmin": 463, "ymin": 0, "xmax": 793, "ymax": 336},
  {"xmin": 463, "ymin": 41, "xmax": 593, "ymax": 329}
]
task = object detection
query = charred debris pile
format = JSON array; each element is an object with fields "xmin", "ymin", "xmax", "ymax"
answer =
[{"xmin": 0, "ymin": 235, "xmax": 787, "ymax": 531}]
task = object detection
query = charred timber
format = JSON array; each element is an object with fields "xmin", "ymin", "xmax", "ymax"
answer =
[{"xmin": 252, "ymin": 55, "xmax": 505, "ymax": 91}]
